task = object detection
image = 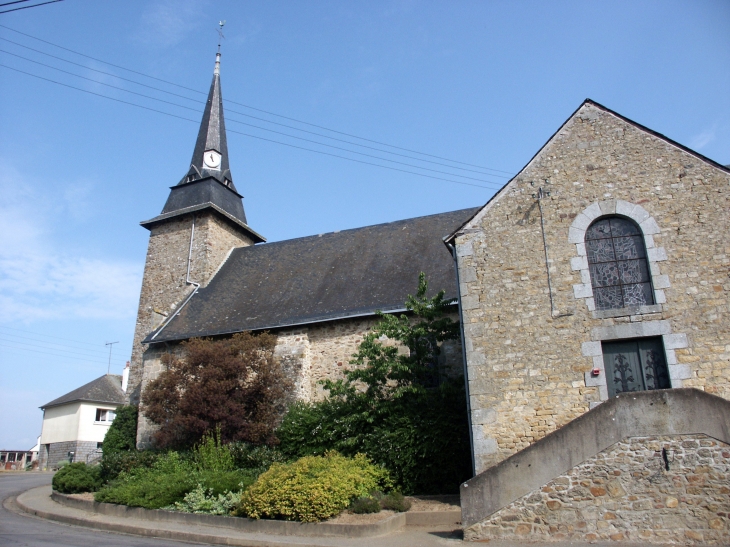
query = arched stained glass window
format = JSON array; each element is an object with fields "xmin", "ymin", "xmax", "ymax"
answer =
[{"xmin": 585, "ymin": 217, "xmax": 654, "ymax": 311}]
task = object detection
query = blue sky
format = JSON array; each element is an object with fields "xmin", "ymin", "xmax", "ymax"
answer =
[{"xmin": 1, "ymin": 0, "xmax": 728, "ymax": 448}]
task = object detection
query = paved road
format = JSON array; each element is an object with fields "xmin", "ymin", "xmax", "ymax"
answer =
[{"xmin": 0, "ymin": 472, "xmax": 207, "ymax": 547}]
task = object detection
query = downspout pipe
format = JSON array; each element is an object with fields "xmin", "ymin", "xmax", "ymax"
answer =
[
  {"xmin": 151, "ymin": 215, "xmax": 201, "ymax": 341},
  {"xmin": 446, "ymin": 240, "xmax": 476, "ymax": 478}
]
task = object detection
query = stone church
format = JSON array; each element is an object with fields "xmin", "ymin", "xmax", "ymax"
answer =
[
  {"xmin": 128, "ymin": 53, "xmax": 730, "ymax": 543},
  {"xmin": 126, "ymin": 53, "xmax": 473, "ymax": 446}
]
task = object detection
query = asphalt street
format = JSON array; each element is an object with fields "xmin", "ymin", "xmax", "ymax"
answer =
[{"xmin": 0, "ymin": 472, "xmax": 207, "ymax": 547}]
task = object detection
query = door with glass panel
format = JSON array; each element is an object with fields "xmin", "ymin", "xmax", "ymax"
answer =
[{"xmin": 602, "ymin": 338, "xmax": 670, "ymax": 397}]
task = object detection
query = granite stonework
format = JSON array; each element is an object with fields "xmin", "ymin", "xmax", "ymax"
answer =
[
  {"xmin": 453, "ymin": 101, "xmax": 730, "ymax": 473},
  {"xmin": 464, "ymin": 434, "xmax": 730, "ymax": 545},
  {"xmin": 39, "ymin": 440, "xmax": 100, "ymax": 470},
  {"xmin": 127, "ymin": 212, "xmax": 254, "ymax": 405}
]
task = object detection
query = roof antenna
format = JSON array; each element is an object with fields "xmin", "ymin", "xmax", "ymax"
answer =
[{"xmin": 105, "ymin": 341, "xmax": 119, "ymax": 375}]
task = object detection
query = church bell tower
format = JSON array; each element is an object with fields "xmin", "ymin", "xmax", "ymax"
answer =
[{"xmin": 126, "ymin": 51, "xmax": 265, "ymax": 404}]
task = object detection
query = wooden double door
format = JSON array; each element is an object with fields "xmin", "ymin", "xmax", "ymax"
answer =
[{"xmin": 602, "ymin": 337, "xmax": 671, "ymax": 397}]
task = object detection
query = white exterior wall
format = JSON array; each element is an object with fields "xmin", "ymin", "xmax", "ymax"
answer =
[
  {"xmin": 78, "ymin": 403, "xmax": 118, "ymax": 442},
  {"xmin": 40, "ymin": 402, "xmax": 120, "ymax": 444},
  {"xmin": 40, "ymin": 403, "xmax": 81, "ymax": 444}
]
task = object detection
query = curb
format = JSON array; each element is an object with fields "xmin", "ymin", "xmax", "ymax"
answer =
[
  {"xmin": 14, "ymin": 486, "xmax": 462, "ymax": 547},
  {"xmin": 50, "ymin": 490, "xmax": 407, "ymax": 538},
  {"xmin": 14, "ymin": 486, "xmax": 331, "ymax": 547}
]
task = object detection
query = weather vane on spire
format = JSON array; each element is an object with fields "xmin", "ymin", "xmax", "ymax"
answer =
[{"xmin": 217, "ymin": 20, "xmax": 226, "ymax": 53}]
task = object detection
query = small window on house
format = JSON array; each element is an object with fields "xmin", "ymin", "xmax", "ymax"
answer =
[
  {"xmin": 586, "ymin": 217, "xmax": 654, "ymax": 310},
  {"xmin": 95, "ymin": 409, "xmax": 116, "ymax": 423},
  {"xmin": 7, "ymin": 453, "xmax": 15, "ymax": 462},
  {"xmin": 97, "ymin": 442, "xmax": 104, "ymax": 449},
  {"xmin": 602, "ymin": 337, "xmax": 670, "ymax": 397}
]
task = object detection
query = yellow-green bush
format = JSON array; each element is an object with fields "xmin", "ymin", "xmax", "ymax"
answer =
[{"xmin": 235, "ymin": 452, "xmax": 390, "ymax": 522}]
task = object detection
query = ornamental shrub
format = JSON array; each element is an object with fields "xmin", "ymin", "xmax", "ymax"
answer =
[
  {"xmin": 94, "ymin": 450, "xmax": 259, "ymax": 509},
  {"xmin": 95, "ymin": 452, "xmax": 195, "ymax": 509},
  {"xmin": 99, "ymin": 448, "xmax": 159, "ymax": 482},
  {"xmin": 380, "ymin": 491, "xmax": 411, "ymax": 512},
  {"xmin": 350, "ymin": 495, "xmax": 380, "ymax": 514},
  {"xmin": 142, "ymin": 332, "xmax": 291, "ymax": 449},
  {"xmin": 101, "ymin": 405, "xmax": 138, "ymax": 455},
  {"xmin": 277, "ymin": 274, "xmax": 472, "ymax": 495},
  {"xmin": 229, "ymin": 442, "xmax": 287, "ymax": 471},
  {"xmin": 235, "ymin": 452, "xmax": 391, "ymax": 522},
  {"xmin": 169, "ymin": 484, "xmax": 243, "ymax": 515},
  {"xmin": 52, "ymin": 463, "xmax": 102, "ymax": 493}
]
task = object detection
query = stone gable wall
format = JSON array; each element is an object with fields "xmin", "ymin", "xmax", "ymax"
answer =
[
  {"xmin": 465, "ymin": 434, "xmax": 730, "ymax": 544},
  {"xmin": 127, "ymin": 212, "xmax": 252, "ymax": 405},
  {"xmin": 455, "ymin": 103, "xmax": 730, "ymax": 472}
]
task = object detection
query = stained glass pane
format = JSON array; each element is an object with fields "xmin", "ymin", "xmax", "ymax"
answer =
[
  {"xmin": 613, "ymin": 236, "xmax": 645, "ymax": 260},
  {"xmin": 586, "ymin": 216, "xmax": 654, "ymax": 311},
  {"xmin": 622, "ymin": 282, "xmax": 653, "ymax": 307},
  {"xmin": 587, "ymin": 238, "xmax": 615, "ymax": 263},
  {"xmin": 609, "ymin": 218, "xmax": 641, "ymax": 237},
  {"xmin": 590, "ymin": 262, "xmax": 621, "ymax": 287},
  {"xmin": 585, "ymin": 219, "xmax": 612, "ymax": 240},
  {"xmin": 618, "ymin": 260, "xmax": 650, "ymax": 284},
  {"xmin": 594, "ymin": 286, "xmax": 623, "ymax": 310}
]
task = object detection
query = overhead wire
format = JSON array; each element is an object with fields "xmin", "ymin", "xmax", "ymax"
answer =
[
  {"xmin": 0, "ymin": 343, "xmax": 120, "ymax": 367},
  {"xmin": 0, "ymin": 23, "xmax": 514, "ymax": 176},
  {"xmin": 0, "ymin": 37, "xmax": 508, "ymax": 179},
  {"xmin": 0, "ymin": 63, "xmax": 501, "ymax": 190},
  {"xmin": 0, "ymin": 49, "xmax": 504, "ymax": 186},
  {"xmin": 0, "ymin": 0, "xmax": 62, "ymax": 15},
  {"xmin": 0, "ymin": 333, "xmax": 128, "ymax": 362},
  {"xmin": 0, "ymin": 324, "xmax": 126, "ymax": 349}
]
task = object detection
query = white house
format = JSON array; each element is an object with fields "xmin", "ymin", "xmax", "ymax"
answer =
[{"xmin": 39, "ymin": 373, "xmax": 127, "ymax": 469}]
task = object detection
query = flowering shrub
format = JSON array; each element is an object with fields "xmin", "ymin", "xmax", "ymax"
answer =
[{"xmin": 235, "ymin": 452, "xmax": 391, "ymax": 522}]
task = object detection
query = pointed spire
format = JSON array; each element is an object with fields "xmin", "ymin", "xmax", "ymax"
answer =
[
  {"xmin": 141, "ymin": 50, "xmax": 265, "ymax": 244},
  {"xmin": 180, "ymin": 52, "xmax": 235, "ymax": 191}
]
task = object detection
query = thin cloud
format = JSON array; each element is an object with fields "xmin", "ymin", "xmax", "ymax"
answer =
[
  {"xmin": 133, "ymin": 0, "xmax": 208, "ymax": 49},
  {"xmin": 0, "ymin": 165, "xmax": 142, "ymax": 323},
  {"xmin": 689, "ymin": 125, "xmax": 717, "ymax": 151}
]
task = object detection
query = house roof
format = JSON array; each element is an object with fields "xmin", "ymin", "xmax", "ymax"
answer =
[
  {"xmin": 41, "ymin": 374, "xmax": 125, "ymax": 410},
  {"xmin": 445, "ymin": 98, "xmax": 730, "ymax": 244},
  {"xmin": 146, "ymin": 207, "xmax": 479, "ymax": 344}
]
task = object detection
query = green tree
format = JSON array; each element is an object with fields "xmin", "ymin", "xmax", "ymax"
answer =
[
  {"xmin": 277, "ymin": 274, "xmax": 472, "ymax": 494},
  {"xmin": 102, "ymin": 405, "xmax": 138, "ymax": 455}
]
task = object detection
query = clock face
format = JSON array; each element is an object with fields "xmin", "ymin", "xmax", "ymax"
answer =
[{"xmin": 204, "ymin": 150, "xmax": 222, "ymax": 169}]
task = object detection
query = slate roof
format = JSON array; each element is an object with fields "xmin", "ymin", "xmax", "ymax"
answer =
[
  {"xmin": 41, "ymin": 374, "xmax": 125, "ymax": 409},
  {"xmin": 140, "ymin": 52, "xmax": 265, "ymax": 244},
  {"xmin": 146, "ymin": 207, "xmax": 479, "ymax": 344}
]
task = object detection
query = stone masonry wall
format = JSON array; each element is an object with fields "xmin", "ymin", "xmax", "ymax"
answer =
[
  {"xmin": 128, "ymin": 212, "xmax": 252, "ymax": 405},
  {"xmin": 465, "ymin": 434, "xmax": 730, "ymax": 544},
  {"xmin": 136, "ymin": 313, "xmax": 464, "ymax": 447},
  {"xmin": 42, "ymin": 440, "xmax": 100, "ymax": 470},
  {"xmin": 455, "ymin": 102, "xmax": 730, "ymax": 472}
]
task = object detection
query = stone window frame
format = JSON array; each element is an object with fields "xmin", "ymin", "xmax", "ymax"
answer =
[
  {"xmin": 568, "ymin": 200, "xmax": 690, "ymax": 405},
  {"xmin": 569, "ymin": 199, "xmax": 670, "ymax": 318}
]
